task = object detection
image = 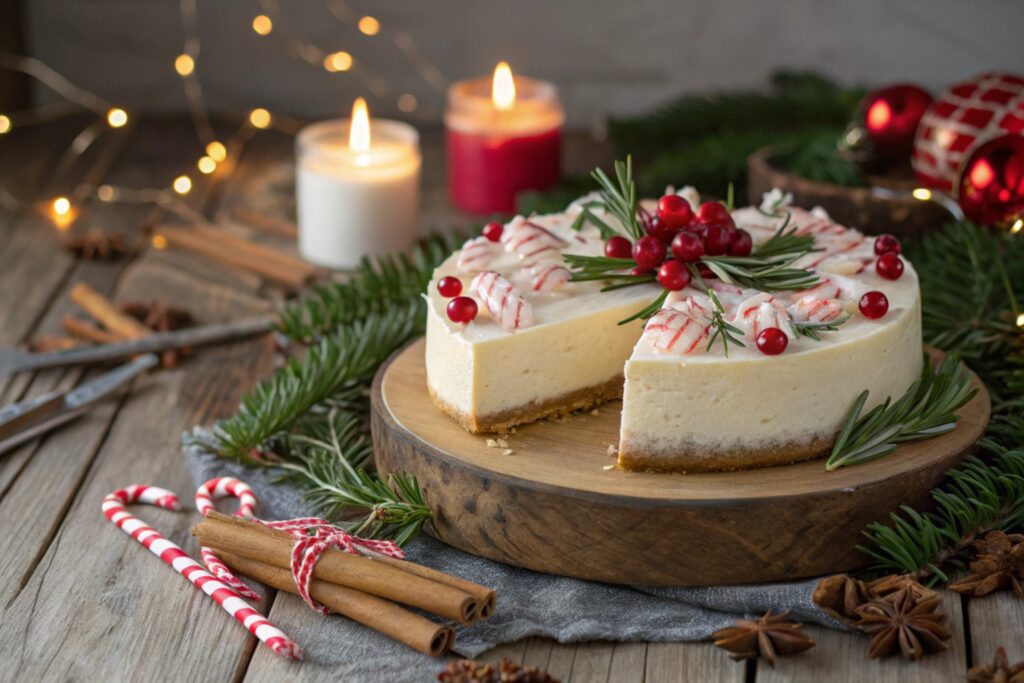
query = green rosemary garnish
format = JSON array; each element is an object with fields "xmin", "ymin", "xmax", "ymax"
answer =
[
  {"xmin": 705, "ymin": 290, "xmax": 746, "ymax": 356},
  {"xmin": 826, "ymin": 355, "xmax": 977, "ymax": 470},
  {"xmin": 789, "ymin": 314, "xmax": 850, "ymax": 341}
]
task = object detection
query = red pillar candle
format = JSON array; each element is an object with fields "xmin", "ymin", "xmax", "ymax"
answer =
[{"xmin": 446, "ymin": 62, "xmax": 564, "ymax": 214}]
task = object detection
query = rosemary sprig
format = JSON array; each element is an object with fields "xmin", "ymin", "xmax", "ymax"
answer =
[
  {"xmin": 789, "ymin": 314, "xmax": 850, "ymax": 341},
  {"xmin": 705, "ymin": 289, "xmax": 745, "ymax": 356},
  {"xmin": 826, "ymin": 355, "xmax": 977, "ymax": 470},
  {"xmin": 620, "ymin": 289, "xmax": 668, "ymax": 325},
  {"xmin": 701, "ymin": 253, "xmax": 820, "ymax": 291},
  {"xmin": 280, "ymin": 409, "xmax": 431, "ymax": 545},
  {"xmin": 570, "ymin": 202, "xmax": 619, "ymax": 239},
  {"xmin": 749, "ymin": 214, "xmax": 815, "ymax": 258},
  {"xmin": 591, "ymin": 156, "xmax": 643, "ymax": 239}
]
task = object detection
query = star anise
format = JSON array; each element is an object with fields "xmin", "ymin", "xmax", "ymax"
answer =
[
  {"xmin": 854, "ymin": 589, "xmax": 950, "ymax": 660},
  {"xmin": 712, "ymin": 610, "xmax": 815, "ymax": 667},
  {"xmin": 437, "ymin": 658, "xmax": 559, "ymax": 683},
  {"xmin": 119, "ymin": 299, "xmax": 196, "ymax": 368},
  {"xmin": 949, "ymin": 530, "xmax": 1024, "ymax": 598},
  {"xmin": 64, "ymin": 229, "xmax": 130, "ymax": 260},
  {"xmin": 813, "ymin": 574, "xmax": 872, "ymax": 624},
  {"xmin": 967, "ymin": 646, "xmax": 1024, "ymax": 683}
]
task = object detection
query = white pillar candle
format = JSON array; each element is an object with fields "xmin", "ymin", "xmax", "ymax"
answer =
[{"xmin": 296, "ymin": 99, "xmax": 421, "ymax": 269}]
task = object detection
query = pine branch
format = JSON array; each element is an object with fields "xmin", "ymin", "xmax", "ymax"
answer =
[
  {"xmin": 826, "ymin": 355, "xmax": 977, "ymax": 470},
  {"xmin": 277, "ymin": 233, "xmax": 462, "ymax": 342},
  {"xmin": 276, "ymin": 408, "xmax": 431, "ymax": 546},
  {"xmin": 857, "ymin": 450, "xmax": 1024, "ymax": 582},
  {"xmin": 214, "ymin": 305, "xmax": 420, "ymax": 461}
]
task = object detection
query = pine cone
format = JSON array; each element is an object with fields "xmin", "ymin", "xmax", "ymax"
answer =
[
  {"xmin": 949, "ymin": 531, "xmax": 1024, "ymax": 599},
  {"xmin": 967, "ymin": 646, "xmax": 1024, "ymax": 682},
  {"xmin": 437, "ymin": 658, "xmax": 560, "ymax": 683},
  {"xmin": 854, "ymin": 590, "xmax": 950, "ymax": 661},
  {"xmin": 712, "ymin": 610, "xmax": 815, "ymax": 667}
]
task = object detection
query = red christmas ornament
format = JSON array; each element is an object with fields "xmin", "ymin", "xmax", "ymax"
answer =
[
  {"xmin": 756, "ymin": 327, "xmax": 788, "ymax": 356},
  {"xmin": 446, "ymin": 296, "xmax": 478, "ymax": 324},
  {"xmin": 656, "ymin": 260, "xmax": 692, "ymax": 291},
  {"xmin": 913, "ymin": 72, "xmax": 1024, "ymax": 191},
  {"xmin": 957, "ymin": 134, "xmax": 1024, "ymax": 227},
  {"xmin": 436, "ymin": 276, "xmax": 462, "ymax": 298},
  {"xmin": 862, "ymin": 84, "xmax": 932, "ymax": 158}
]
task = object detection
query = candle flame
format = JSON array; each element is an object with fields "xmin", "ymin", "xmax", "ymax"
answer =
[
  {"xmin": 492, "ymin": 62, "xmax": 516, "ymax": 110},
  {"xmin": 349, "ymin": 98, "xmax": 371, "ymax": 157}
]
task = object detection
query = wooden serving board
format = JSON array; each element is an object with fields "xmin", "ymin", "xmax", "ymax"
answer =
[{"xmin": 371, "ymin": 338, "xmax": 990, "ymax": 586}]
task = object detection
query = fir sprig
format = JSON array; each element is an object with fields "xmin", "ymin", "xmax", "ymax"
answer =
[
  {"xmin": 826, "ymin": 355, "xmax": 977, "ymax": 470},
  {"xmin": 278, "ymin": 409, "xmax": 431, "ymax": 546},
  {"xmin": 789, "ymin": 314, "xmax": 850, "ymax": 341},
  {"xmin": 277, "ymin": 233, "xmax": 462, "ymax": 342},
  {"xmin": 215, "ymin": 305, "xmax": 420, "ymax": 461}
]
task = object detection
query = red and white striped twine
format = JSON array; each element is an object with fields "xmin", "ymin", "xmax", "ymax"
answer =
[
  {"xmin": 260, "ymin": 517, "xmax": 405, "ymax": 615},
  {"xmin": 102, "ymin": 485, "xmax": 302, "ymax": 661},
  {"xmin": 194, "ymin": 477, "xmax": 261, "ymax": 600}
]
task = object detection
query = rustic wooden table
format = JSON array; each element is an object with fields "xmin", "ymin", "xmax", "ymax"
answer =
[{"xmin": 0, "ymin": 116, "xmax": 1017, "ymax": 682}]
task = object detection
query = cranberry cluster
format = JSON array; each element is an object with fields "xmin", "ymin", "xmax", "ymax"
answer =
[
  {"xmin": 873, "ymin": 234, "xmax": 904, "ymax": 281},
  {"xmin": 437, "ymin": 275, "xmax": 478, "ymax": 323},
  {"xmin": 605, "ymin": 195, "xmax": 752, "ymax": 292}
]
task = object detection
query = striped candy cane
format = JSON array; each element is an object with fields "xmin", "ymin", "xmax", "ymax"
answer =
[
  {"xmin": 195, "ymin": 477, "xmax": 261, "ymax": 600},
  {"xmin": 102, "ymin": 485, "xmax": 302, "ymax": 661}
]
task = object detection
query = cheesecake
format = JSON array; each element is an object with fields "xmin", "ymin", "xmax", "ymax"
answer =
[{"xmin": 424, "ymin": 189, "xmax": 922, "ymax": 472}]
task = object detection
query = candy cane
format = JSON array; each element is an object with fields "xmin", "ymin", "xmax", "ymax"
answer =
[
  {"xmin": 102, "ymin": 485, "xmax": 302, "ymax": 661},
  {"xmin": 194, "ymin": 477, "xmax": 261, "ymax": 600}
]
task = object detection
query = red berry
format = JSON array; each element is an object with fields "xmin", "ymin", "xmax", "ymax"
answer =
[
  {"xmin": 632, "ymin": 235, "xmax": 667, "ymax": 270},
  {"xmin": 859, "ymin": 291, "xmax": 889, "ymax": 319},
  {"xmin": 874, "ymin": 234, "xmax": 901, "ymax": 255},
  {"xmin": 876, "ymin": 253, "xmax": 904, "ymax": 280},
  {"xmin": 697, "ymin": 201, "xmax": 731, "ymax": 225},
  {"xmin": 604, "ymin": 236, "xmax": 633, "ymax": 259},
  {"xmin": 645, "ymin": 217, "xmax": 680, "ymax": 244},
  {"xmin": 703, "ymin": 222, "xmax": 732, "ymax": 256},
  {"xmin": 657, "ymin": 259, "xmax": 692, "ymax": 291},
  {"xmin": 728, "ymin": 229, "xmax": 753, "ymax": 257},
  {"xmin": 446, "ymin": 296, "xmax": 478, "ymax": 324},
  {"xmin": 671, "ymin": 232, "xmax": 704, "ymax": 262},
  {"xmin": 657, "ymin": 195, "xmax": 693, "ymax": 229},
  {"xmin": 482, "ymin": 221, "xmax": 503, "ymax": 242},
  {"xmin": 630, "ymin": 266, "xmax": 654, "ymax": 276},
  {"xmin": 756, "ymin": 327, "xmax": 789, "ymax": 355},
  {"xmin": 698, "ymin": 264, "xmax": 716, "ymax": 280},
  {"xmin": 436, "ymin": 276, "xmax": 462, "ymax": 298}
]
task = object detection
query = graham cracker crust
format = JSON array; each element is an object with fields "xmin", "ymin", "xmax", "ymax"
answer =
[
  {"xmin": 429, "ymin": 374, "xmax": 625, "ymax": 434},
  {"xmin": 617, "ymin": 433, "xmax": 835, "ymax": 473}
]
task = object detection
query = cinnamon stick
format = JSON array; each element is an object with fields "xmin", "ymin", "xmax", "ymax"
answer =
[
  {"xmin": 68, "ymin": 282, "xmax": 151, "ymax": 340},
  {"xmin": 156, "ymin": 224, "xmax": 319, "ymax": 289},
  {"xmin": 62, "ymin": 315, "xmax": 123, "ymax": 344},
  {"xmin": 231, "ymin": 205, "xmax": 298, "ymax": 238},
  {"xmin": 216, "ymin": 550, "xmax": 453, "ymax": 657},
  {"xmin": 193, "ymin": 511, "xmax": 479, "ymax": 624},
  {"xmin": 366, "ymin": 552, "xmax": 497, "ymax": 621}
]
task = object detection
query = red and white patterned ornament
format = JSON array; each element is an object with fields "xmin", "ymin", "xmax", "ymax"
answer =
[{"xmin": 913, "ymin": 72, "xmax": 1024, "ymax": 192}]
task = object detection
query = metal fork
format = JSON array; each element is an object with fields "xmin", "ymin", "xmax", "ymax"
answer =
[{"xmin": 0, "ymin": 315, "xmax": 274, "ymax": 379}]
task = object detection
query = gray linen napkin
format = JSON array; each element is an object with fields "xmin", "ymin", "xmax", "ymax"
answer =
[{"xmin": 183, "ymin": 429, "xmax": 842, "ymax": 680}]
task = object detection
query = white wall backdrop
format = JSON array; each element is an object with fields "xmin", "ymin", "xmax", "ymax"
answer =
[{"xmin": 23, "ymin": 0, "xmax": 1024, "ymax": 128}]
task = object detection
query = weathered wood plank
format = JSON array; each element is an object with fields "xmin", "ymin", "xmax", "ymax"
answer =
[
  {"xmin": 968, "ymin": 593, "xmax": 1024, "ymax": 667},
  {"xmin": 0, "ymin": 258, "xmax": 275, "ymax": 680},
  {"xmin": 606, "ymin": 642, "xmax": 647, "ymax": 683},
  {"xmin": 756, "ymin": 591, "xmax": 967, "ymax": 682},
  {"xmin": 645, "ymin": 642, "xmax": 744, "ymax": 683},
  {"xmin": 569, "ymin": 641, "xmax": 616, "ymax": 682}
]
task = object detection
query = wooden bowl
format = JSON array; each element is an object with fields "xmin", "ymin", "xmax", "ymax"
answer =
[{"xmin": 747, "ymin": 146, "xmax": 953, "ymax": 238}]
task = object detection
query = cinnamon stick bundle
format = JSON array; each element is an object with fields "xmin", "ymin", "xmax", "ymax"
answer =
[
  {"xmin": 193, "ymin": 511, "xmax": 485, "ymax": 624},
  {"xmin": 62, "ymin": 315, "xmax": 123, "ymax": 344},
  {"xmin": 69, "ymin": 282, "xmax": 151, "ymax": 339},
  {"xmin": 216, "ymin": 551, "xmax": 453, "ymax": 657},
  {"xmin": 231, "ymin": 205, "xmax": 298, "ymax": 238}
]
